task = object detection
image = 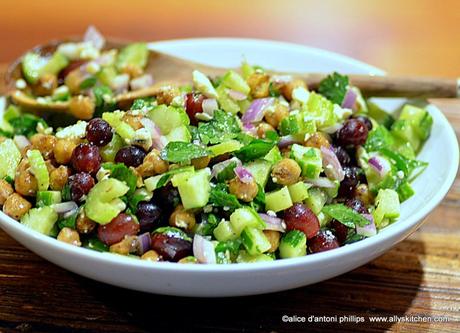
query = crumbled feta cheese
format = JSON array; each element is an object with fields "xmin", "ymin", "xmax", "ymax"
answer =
[
  {"xmin": 267, "ymin": 210, "xmax": 277, "ymax": 217},
  {"xmin": 86, "ymin": 62, "xmax": 101, "ymax": 74},
  {"xmin": 56, "ymin": 120, "xmax": 88, "ymax": 139},
  {"xmin": 396, "ymin": 170, "xmax": 405, "ymax": 179},
  {"xmin": 15, "ymin": 79, "xmax": 27, "ymax": 89},
  {"xmin": 292, "ymin": 86, "xmax": 310, "ymax": 104}
]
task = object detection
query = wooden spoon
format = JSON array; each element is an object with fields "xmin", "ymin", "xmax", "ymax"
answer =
[{"xmin": 5, "ymin": 39, "xmax": 459, "ymax": 119}]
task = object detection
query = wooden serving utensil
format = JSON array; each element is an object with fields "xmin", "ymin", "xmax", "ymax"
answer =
[{"xmin": 5, "ymin": 39, "xmax": 459, "ymax": 119}]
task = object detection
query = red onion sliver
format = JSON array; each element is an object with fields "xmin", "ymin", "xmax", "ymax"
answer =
[
  {"xmin": 136, "ymin": 232, "xmax": 151, "ymax": 255},
  {"xmin": 234, "ymin": 166, "xmax": 254, "ymax": 184},
  {"xmin": 356, "ymin": 214, "xmax": 377, "ymax": 237},
  {"xmin": 321, "ymin": 146, "xmax": 345, "ymax": 182},
  {"xmin": 278, "ymin": 135, "xmax": 303, "ymax": 149},
  {"xmin": 53, "ymin": 201, "xmax": 78, "ymax": 215},
  {"xmin": 211, "ymin": 157, "xmax": 242, "ymax": 179},
  {"xmin": 259, "ymin": 213, "xmax": 286, "ymax": 232},
  {"xmin": 193, "ymin": 234, "xmax": 216, "ymax": 264},
  {"xmin": 83, "ymin": 25, "xmax": 105, "ymax": 50},
  {"xmin": 202, "ymin": 98, "xmax": 218, "ymax": 116},
  {"xmin": 368, "ymin": 156, "xmax": 391, "ymax": 178},
  {"xmin": 242, "ymin": 97, "xmax": 275, "ymax": 124},
  {"xmin": 13, "ymin": 135, "xmax": 31, "ymax": 151},
  {"xmin": 242, "ymin": 122, "xmax": 258, "ymax": 136},
  {"xmin": 305, "ymin": 177, "xmax": 337, "ymax": 188},
  {"xmin": 140, "ymin": 118, "xmax": 165, "ymax": 150},
  {"xmin": 341, "ymin": 89, "xmax": 357, "ymax": 109},
  {"xmin": 227, "ymin": 89, "xmax": 247, "ymax": 101},
  {"xmin": 130, "ymin": 74, "xmax": 154, "ymax": 91}
]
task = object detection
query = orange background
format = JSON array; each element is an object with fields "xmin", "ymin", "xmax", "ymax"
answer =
[{"xmin": 0, "ymin": 0, "xmax": 459, "ymax": 77}]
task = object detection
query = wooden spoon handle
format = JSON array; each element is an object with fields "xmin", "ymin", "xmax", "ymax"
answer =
[{"xmin": 303, "ymin": 74, "xmax": 459, "ymax": 98}]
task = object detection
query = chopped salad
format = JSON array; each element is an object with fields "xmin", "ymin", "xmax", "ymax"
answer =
[{"xmin": 0, "ymin": 28, "xmax": 432, "ymax": 264}]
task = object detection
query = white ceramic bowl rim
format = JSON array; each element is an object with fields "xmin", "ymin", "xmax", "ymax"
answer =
[{"xmin": 0, "ymin": 38, "xmax": 458, "ymax": 274}]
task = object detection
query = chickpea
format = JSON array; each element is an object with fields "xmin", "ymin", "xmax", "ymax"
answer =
[
  {"xmin": 178, "ymin": 256, "xmax": 198, "ymax": 264},
  {"xmin": 136, "ymin": 149, "xmax": 169, "ymax": 177},
  {"xmin": 141, "ymin": 250, "xmax": 161, "ymax": 262},
  {"xmin": 122, "ymin": 112, "xmax": 144, "ymax": 130},
  {"xmin": 354, "ymin": 184, "xmax": 373, "ymax": 206},
  {"xmin": 3, "ymin": 193, "xmax": 31, "ymax": 220},
  {"xmin": 33, "ymin": 73, "xmax": 58, "ymax": 96},
  {"xmin": 50, "ymin": 166, "xmax": 70, "ymax": 191},
  {"xmin": 228, "ymin": 177, "xmax": 258, "ymax": 202},
  {"xmin": 263, "ymin": 230, "xmax": 281, "ymax": 253},
  {"xmin": 76, "ymin": 211, "xmax": 97, "ymax": 234},
  {"xmin": 54, "ymin": 138, "xmax": 78, "ymax": 165},
  {"xmin": 57, "ymin": 227, "xmax": 82, "ymax": 247},
  {"xmin": 109, "ymin": 236, "xmax": 137, "ymax": 255},
  {"xmin": 30, "ymin": 134, "xmax": 57, "ymax": 159},
  {"xmin": 280, "ymin": 79, "xmax": 307, "ymax": 101},
  {"xmin": 256, "ymin": 122, "xmax": 275, "ymax": 139},
  {"xmin": 0, "ymin": 179, "xmax": 14, "ymax": 205},
  {"xmin": 15, "ymin": 159, "xmax": 38, "ymax": 197},
  {"xmin": 271, "ymin": 158, "xmax": 301, "ymax": 186},
  {"xmin": 191, "ymin": 156, "xmax": 211, "ymax": 170},
  {"xmin": 69, "ymin": 96, "xmax": 95, "ymax": 120},
  {"xmin": 264, "ymin": 103, "xmax": 289, "ymax": 129},
  {"xmin": 247, "ymin": 72, "xmax": 270, "ymax": 98},
  {"xmin": 304, "ymin": 132, "xmax": 331, "ymax": 149},
  {"xmin": 156, "ymin": 85, "xmax": 180, "ymax": 105},
  {"xmin": 65, "ymin": 70, "xmax": 86, "ymax": 95},
  {"xmin": 169, "ymin": 204, "xmax": 196, "ymax": 232}
]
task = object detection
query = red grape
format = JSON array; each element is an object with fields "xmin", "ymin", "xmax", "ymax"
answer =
[
  {"xmin": 284, "ymin": 203, "xmax": 320, "ymax": 239},
  {"xmin": 337, "ymin": 118, "xmax": 368, "ymax": 146},
  {"xmin": 97, "ymin": 213, "xmax": 140, "ymax": 246},
  {"xmin": 86, "ymin": 118, "xmax": 113, "ymax": 146},
  {"xmin": 68, "ymin": 172, "xmax": 95, "ymax": 202},
  {"xmin": 185, "ymin": 92, "xmax": 205, "ymax": 125},
  {"xmin": 339, "ymin": 166, "xmax": 361, "ymax": 197},
  {"xmin": 137, "ymin": 201, "xmax": 163, "ymax": 232},
  {"xmin": 150, "ymin": 233, "xmax": 192, "ymax": 262},
  {"xmin": 71, "ymin": 143, "xmax": 102, "ymax": 174},
  {"xmin": 115, "ymin": 146, "xmax": 146, "ymax": 167},
  {"xmin": 308, "ymin": 230, "xmax": 340, "ymax": 253},
  {"xmin": 330, "ymin": 219, "xmax": 349, "ymax": 245}
]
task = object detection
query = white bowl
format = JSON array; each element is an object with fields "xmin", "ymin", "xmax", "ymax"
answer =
[{"xmin": 0, "ymin": 39, "xmax": 458, "ymax": 297}]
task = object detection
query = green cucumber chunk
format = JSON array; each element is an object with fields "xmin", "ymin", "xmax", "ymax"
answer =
[
  {"xmin": 229, "ymin": 207, "xmax": 266, "ymax": 236},
  {"xmin": 22, "ymin": 52, "xmax": 47, "ymax": 84},
  {"xmin": 0, "ymin": 138, "xmax": 21, "ymax": 180},
  {"xmin": 264, "ymin": 146, "xmax": 282, "ymax": 164},
  {"xmin": 147, "ymin": 105, "xmax": 190, "ymax": 135},
  {"xmin": 116, "ymin": 43, "xmax": 148, "ymax": 72},
  {"xmin": 279, "ymin": 230, "xmax": 307, "ymax": 258},
  {"xmin": 373, "ymin": 189, "xmax": 400, "ymax": 227},
  {"xmin": 265, "ymin": 186, "xmax": 293, "ymax": 212},
  {"xmin": 192, "ymin": 70, "xmax": 218, "ymax": 98},
  {"xmin": 216, "ymin": 84, "xmax": 240, "ymax": 114},
  {"xmin": 172, "ymin": 168, "xmax": 211, "ymax": 210},
  {"xmin": 40, "ymin": 52, "xmax": 69, "ymax": 77},
  {"xmin": 290, "ymin": 144, "xmax": 323, "ymax": 179},
  {"xmin": 165, "ymin": 125, "xmax": 191, "ymax": 143},
  {"xmin": 288, "ymin": 182, "xmax": 311, "ymax": 203},
  {"xmin": 236, "ymin": 251, "xmax": 274, "ymax": 263},
  {"xmin": 36, "ymin": 191, "xmax": 62, "ymax": 207},
  {"xmin": 100, "ymin": 134, "xmax": 125, "ymax": 162},
  {"xmin": 213, "ymin": 220, "xmax": 238, "ymax": 242},
  {"xmin": 240, "ymin": 227, "xmax": 271, "ymax": 255},
  {"xmin": 26, "ymin": 150, "xmax": 49, "ymax": 191},
  {"xmin": 21, "ymin": 206, "xmax": 58, "ymax": 236},
  {"xmin": 304, "ymin": 187, "xmax": 328, "ymax": 215},
  {"xmin": 221, "ymin": 70, "xmax": 250, "ymax": 95},
  {"xmin": 102, "ymin": 111, "xmax": 136, "ymax": 141},
  {"xmin": 244, "ymin": 159, "xmax": 272, "ymax": 187}
]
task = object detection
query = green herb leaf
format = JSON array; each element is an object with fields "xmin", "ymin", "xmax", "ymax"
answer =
[
  {"xmin": 379, "ymin": 148, "xmax": 428, "ymax": 181},
  {"xmin": 57, "ymin": 211, "xmax": 78, "ymax": 230},
  {"xmin": 216, "ymin": 160, "xmax": 238, "ymax": 183},
  {"xmin": 102, "ymin": 162, "xmax": 137, "ymax": 196},
  {"xmin": 160, "ymin": 142, "xmax": 211, "ymax": 163},
  {"xmin": 131, "ymin": 97, "xmax": 156, "ymax": 111},
  {"xmin": 195, "ymin": 213, "xmax": 219, "ymax": 236},
  {"xmin": 322, "ymin": 204, "xmax": 370, "ymax": 227},
  {"xmin": 93, "ymin": 85, "xmax": 116, "ymax": 116},
  {"xmin": 235, "ymin": 139, "xmax": 276, "ymax": 162},
  {"xmin": 83, "ymin": 237, "xmax": 109, "ymax": 252},
  {"xmin": 79, "ymin": 76, "xmax": 97, "ymax": 90},
  {"xmin": 9, "ymin": 114, "xmax": 48, "ymax": 138},
  {"xmin": 209, "ymin": 183, "xmax": 242, "ymax": 210},
  {"xmin": 198, "ymin": 110, "xmax": 241, "ymax": 144},
  {"xmin": 318, "ymin": 72, "xmax": 349, "ymax": 105}
]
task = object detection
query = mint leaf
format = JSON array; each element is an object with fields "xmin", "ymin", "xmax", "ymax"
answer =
[
  {"xmin": 235, "ymin": 139, "xmax": 276, "ymax": 162},
  {"xmin": 160, "ymin": 142, "xmax": 210, "ymax": 163},
  {"xmin": 9, "ymin": 114, "xmax": 48, "ymax": 138},
  {"xmin": 198, "ymin": 110, "xmax": 241, "ymax": 144},
  {"xmin": 318, "ymin": 72, "xmax": 349, "ymax": 105},
  {"xmin": 102, "ymin": 162, "xmax": 137, "ymax": 195},
  {"xmin": 209, "ymin": 183, "xmax": 242, "ymax": 210},
  {"xmin": 322, "ymin": 204, "xmax": 370, "ymax": 227}
]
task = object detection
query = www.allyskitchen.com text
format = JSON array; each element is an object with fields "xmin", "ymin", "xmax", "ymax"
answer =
[{"xmin": 281, "ymin": 314, "xmax": 456, "ymax": 324}]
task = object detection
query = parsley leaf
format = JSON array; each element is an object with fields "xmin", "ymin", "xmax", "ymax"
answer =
[
  {"xmin": 322, "ymin": 204, "xmax": 370, "ymax": 227},
  {"xmin": 209, "ymin": 183, "xmax": 242, "ymax": 210},
  {"xmin": 198, "ymin": 110, "xmax": 241, "ymax": 144},
  {"xmin": 79, "ymin": 76, "xmax": 97, "ymax": 90},
  {"xmin": 318, "ymin": 72, "xmax": 349, "ymax": 105},
  {"xmin": 195, "ymin": 213, "xmax": 219, "ymax": 236},
  {"xmin": 102, "ymin": 162, "xmax": 137, "ymax": 196},
  {"xmin": 131, "ymin": 97, "xmax": 156, "ymax": 111},
  {"xmin": 160, "ymin": 142, "xmax": 211, "ymax": 163},
  {"xmin": 93, "ymin": 85, "xmax": 116, "ymax": 116},
  {"xmin": 9, "ymin": 114, "xmax": 48, "ymax": 138},
  {"xmin": 235, "ymin": 139, "xmax": 276, "ymax": 162}
]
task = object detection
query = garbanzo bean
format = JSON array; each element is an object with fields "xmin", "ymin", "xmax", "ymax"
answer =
[
  {"xmin": 15, "ymin": 159, "xmax": 38, "ymax": 197},
  {"xmin": 30, "ymin": 133, "xmax": 57, "ymax": 159},
  {"xmin": 354, "ymin": 184, "xmax": 373, "ymax": 206},
  {"xmin": 122, "ymin": 112, "xmax": 144, "ymax": 130},
  {"xmin": 49, "ymin": 165, "xmax": 70, "ymax": 191},
  {"xmin": 136, "ymin": 149, "xmax": 169, "ymax": 177},
  {"xmin": 247, "ymin": 72, "xmax": 270, "ymax": 98},
  {"xmin": 271, "ymin": 158, "xmax": 301, "ymax": 186},
  {"xmin": 54, "ymin": 138, "xmax": 78, "ymax": 164},
  {"xmin": 264, "ymin": 103, "xmax": 289, "ymax": 129},
  {"xmin": 169, "ymin": 204, "xmax": 196, "ymax": 232},
  {"xmin": 0, "ymin": 179, "xmax": 14, "ymax": 205},
  {"xmin": 304, "ymin": 132, "xmax": 331, "ymax": 149},
  {"xmin": 141, "ymin": 250, "xmax": 161, "ymax": 262},
  {"xmin": 3, "ymin": 193, "xmax": 31, "ymax": 220},
  {"xmin": 280, "ymin": 79, "xmax": 307, "ymax": 101},
  {"xmin": 68, "ymin": 96, "xmax": 95, "ymax": 120},
  {"xmin": 76, "ymin": 211, "xmax": 97, "ymax": 234},
  {"xmin": 156, "ymin": 85, "xmax": 180, "ymax": 105},
  {"xmin": 109, "ymin": 236, "xmax": 137, "ymax": 255},
  {"xmin": 33, "ymin": 73, "xmax": 58, "ymax": 96},
  {"xmin": 263, "ymin": 230, "xmax": 281, "ymax": 253},
  {"xmin": 57, "ymin": 227, "xmax": 82, "ymax": 247},
  {"xmin": 256, "ymin": 122, "xmax": 275, "ymax": 139},
  {"xmin": 228, "ymin": 177, "xmax": 258, "ymax": 202},
  {"xmin": 191, "ymin": 156, "xmax": 211, "ymax": 170}
]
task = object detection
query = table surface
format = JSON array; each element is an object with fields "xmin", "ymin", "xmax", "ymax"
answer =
[{"xmin": 1, "ymin": 1, "xmax": 460, "ymax": 331}]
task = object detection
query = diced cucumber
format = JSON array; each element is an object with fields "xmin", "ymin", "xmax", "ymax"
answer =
[
  {"xmin": 97, "ymin": 66, "xmax": 117, "ymax": 86},
  {"xmin": 373, "ymin": 189, "xmax": 400, "ymax": 227},
  {"xmin": 317, "ymin": 211, "xmax": 332, "ymax": 227},
  {"xmin": 213, "ymin": 220, "xmax": 238, "ymax": 241},
  {"xmin": 279, "ymin": 114, "xmax": 316, "ymax": 136},
  {"xmin": 172, "ymin": 168, "xmax": 211, "ymax": 210},
  {"xmin": 100, "ymin": 134, "xmax": 125, "ymax": 162},
  {"xmin": 26, "ymin": 150, "xmax": 49, "ymax": 191},
  {"xmin": 236, "ymin": 251, "xmax": 274, "ymax": 263},
  {"xmin": 364, "ymin": 125, "xmax": 395, "ymax": 152},
  {"xmin": 22, "ymin": 52, "xmax": 47, "ymax": 84},
  {"xmin": 304, "ymin": 92, "xmax": 336, "ymax": 129},
  {"xmin": 21, "ymin": 206, "xmax": 58, "ymax": 236},
  {"xmin": 290, "ymin": 144, "xmax": 323, "ymax": 179},
  {"xmin": 399, "ymin": 105, "xmax": 433, "ymax": 141},
  {"xmin": 216, "ymin": 85, "xmax": 240, "ymax": 114},
  {"xmin": 244, "ymin": 159, "xmax": 272, "ymax": 187},
  {"xmin": 146, "ymin": 166, "xmax": 194, "ymax": 191},
  {"xmin": 288, "ymin": 182, "xmax": 311, "ymax": 203},
  {"xmin": 102, "ymin": 111, "xmax": 136, "ymax": 141},
  {"xmin": 279, "ymin": 230, "xmax": 307, "ymax": 258},
  {"xmin": 36, "ymin": 191, "xmax": 62, "ymax": 207},
  {"xmin": 221, "ymin": 70, "xmax": 250, "ymax": 95},
  {"xmin": 241, "ymin": 61, "xmax": 256, "ymax": 79},
  {"xmin": 240, "ymin": 227, "xmax": 271, "ymax": 255},
  {"xmin": 85, "ymin": 178, "xmax": 130, "ymax": 224},
  {"xmin": 116, "ymin": 43, "xmax": 148, "ymax": 72},
  {"xmin": 40, "ymin": 52, "xmax": 69, "ymax": 77},
  {"xmin": 304, "ymin": 187, "xmax": 327, "ymax": 215},
  {"xmin": 367, "ymin": 101, "xmax": 395, "ymax": 128},
  {"xmin": 0, "ymin": 138, "xmax": 21, "ymax": 180},
  {"xmin": 265, "ymin": 186, "xmax": 293, "ymax": 212},
  {"xmin": 192, "ymin": 70, "xmax": 218, "ymax": 98},
  {"xmin": 165, "ymin": 125, "xmax": 191, "ymax": 143},
  {"xmin": 391, "ymin": 119, "xmax": 420, "ymax": 151},
  {"xmin": 229, "ymin": 207, "xmax": 266, "ymax": 236},
  {"xmin": 208, "ymin": 140, "xmax": 243, "ymax": 156},
  {"xmin": 264, "ymin": 146, "xmax": 282, "ymax": 164},
  {"xmin": 147, "ymin": 105, "xmax": 190, "ymax": 135}
]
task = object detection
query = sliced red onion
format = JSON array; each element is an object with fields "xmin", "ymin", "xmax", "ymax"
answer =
[
  {"xmin": 193, "ymin": 234, "xmax": 216, "ymax": 264},
  {"xmin": 368, "ymin": 156, "xmax": 391, "ymax": 178},
  {"xmin": 83, "ymin": 25, "xmax": 105, "ymax": 50},
  {"xmin": 356, "ymin": 214, "xmax": 377, "ymax": 237},
  {"xmin": 202, "ymin": 98, "xmax": 218, "ymax": 116},
  {"xmin": 242, "ymin": 97, "xmax": 275, "ymax": 124},
  {"xmin": 13, "ymin": 135, "xmax": 30, "ymax": 151},
  {"xmin": 227, "ymin": 89, "xmax": 247, "ymax": 101},
  {"xmin": 130, "ymin": 74, "xmax": 154, "ymax": 91},
  {"xmin": 341, "ymin": 89, "xmax": 357, "ymax": 109},
  {"xmin": 278, "ymin": 135, "xmax": 303, "ymax": 149},
  {"xmin": 305, "ymin": 177, "xmax": 337, "ymax": 188},
  {"xmin": 53, "ymin": 201, "xmax": 78, "ymax": 215},
  {"xmin": 111, "ymin": 74, "xmax": 130, "ymax": 94},
  {"xmin": 321, "ymin": 146, "xmax": 345, "ymax": 182},
  {"xmin": 136, "ymin": 232, "xmax": 151, "ymax": 255},
  {"xmin": 234, "ymin": 166, "xmax": 253, "ymax": 184},
  {"xmin": 242, "ymin": 122, "xmax": 258, "ymax": 136},
  {"xmin": 211, "ymin": 157, "xmax": 242, "ymax": 179},
  {"xmin": 140, "ymin": 118, "xmax": 165, "ymax": 150},
  {"xmin": 259, "ymin": 213, "xmax": 286, "ymax": 232}
]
